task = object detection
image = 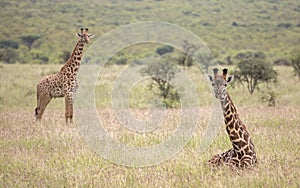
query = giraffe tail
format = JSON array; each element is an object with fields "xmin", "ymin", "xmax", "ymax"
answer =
[
  {"xmin": 35, "ymin": 85, "xmax": 40, "ymax": 119},
  {"xmin": 34, "ymin": 107, "xmax": 39, "ymax": 118}
]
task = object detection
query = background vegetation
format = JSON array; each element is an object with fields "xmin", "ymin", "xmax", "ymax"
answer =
[
  {"xmin": 0, "ymin": 0, "xmax": 300, "ymax": 65},
  {"xmin": 1, "ymin": 0, "xmax": 300, "ymax": 187}
]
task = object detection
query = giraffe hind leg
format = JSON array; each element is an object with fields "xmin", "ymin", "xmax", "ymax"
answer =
[
  {"xmin": 35, "ymin": 93, "xmax": 52, "ymax": 121},
  {"xmin": 239, "ymin": 156, "xmax": 255, "ymax": 169}
]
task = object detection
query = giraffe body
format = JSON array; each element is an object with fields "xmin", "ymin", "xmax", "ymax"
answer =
[
  {"xmin": 208, "ymin": 68, "xmax": 257, "ymax": 169},
  {"xmin": 35, "ymin": 28, "xmax": 94, "ymax": 124}
]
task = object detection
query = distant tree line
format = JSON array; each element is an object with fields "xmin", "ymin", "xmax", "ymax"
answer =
[
  {"xmin": 1, "ymin": 34, "xmax": 299, "ymax": 107},
  {"xmin": 0, "ymin": 35, "xmax": 70, "ymax": 64}
]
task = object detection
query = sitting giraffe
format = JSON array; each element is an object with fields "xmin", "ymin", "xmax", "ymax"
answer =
[
  {"xmin": 35, "ymin": 28, "xmax": 94, "ymax": 124},
  {"xmin": 208, "ymin": 68, "xmax": 257, "ymax": 169}
]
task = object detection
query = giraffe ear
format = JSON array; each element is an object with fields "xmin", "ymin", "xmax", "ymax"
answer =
[
  {"xmin": 77, "ymin": 33, "xmax": 83, "ymax": 38},
  {"xmin": 88, "ymin": 34, "xmax": 95, "ymax": 38},
  {"xmin": 226, "ymin": 75, "xmax": 234, "ymax": 84},
  {"xmin": 208, "ymin": 75, "xmax": 213, "ymax": 82}
]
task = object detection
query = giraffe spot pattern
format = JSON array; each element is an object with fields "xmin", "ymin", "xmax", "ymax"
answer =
[
  {"xmin": 35, "ymin": 35, "xmax": 89, "ymax": 124},
  {"xmin": 208, "ymin": 78, "xmax": 257, "ymax": 169}
]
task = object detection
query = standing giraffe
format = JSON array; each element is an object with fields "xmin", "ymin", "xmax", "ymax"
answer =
[
  {"xmin": 208, "ymin": 68, "xmax": 257, "ymax": 169},
  {"xmin": 35, "ymin": 28, "xmax": 94, "ymax": 124}
]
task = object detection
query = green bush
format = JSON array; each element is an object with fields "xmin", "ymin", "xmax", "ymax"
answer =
[
  {"xmin": 140, "ymin": 60, "xmax": 180, "ymax": 108},
  {"xmin": 0, "ymin": 48, "xmax": 18, "ymax": 64},
  {"xmin": 290, "ymin": 53, "xmax": 300, "ymax": 78},
  {"xmin": 273, "ymin": 58, "xmax": 290, "ymax": 66},
  {"xmin": 156, "ymin": 45, "xmax": 174, "ymax": 56},
  {"xmin": 233, "ymin": 51, "xmax": 278, "ymax": 94}
]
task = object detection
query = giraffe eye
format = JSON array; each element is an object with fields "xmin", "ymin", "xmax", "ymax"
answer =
[{"xmin": 212, "ymin": 83, "xmax": 215, "ymax": 86}]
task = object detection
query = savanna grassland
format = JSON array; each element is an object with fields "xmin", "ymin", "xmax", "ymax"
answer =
[
  {"xmin": 1, "ymin": 0, "xmax": 300, "ymax": 187},
  {"xmin": 0, "ymin": 64, "xmax": 299, "ymax": 187}
]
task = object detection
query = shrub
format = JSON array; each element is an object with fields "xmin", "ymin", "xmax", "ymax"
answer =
[
  {"xmin": 140, "ymin": 60, "xmax": 180, "ymax": 108},
  {"xmin": 156, "ymin": 45, "xmax": 174, "ymax": 56},
  {"xmin": 233, "ymin": 51, "xmax": 278, "ymax": 94},
  {"xmin": 0, "ymin": 48, "xmax": 18, "ymax": 64},
  {"xmin": 290, "ymin": 53, "xmax": 300, "ymax": 78},
  {"xmin": 0, "ymin": 40, "xmax": 19, "ymax": 49},
  {"xmin": 273, "ymin": 58, "xmax": 290, "ymax": 66}
]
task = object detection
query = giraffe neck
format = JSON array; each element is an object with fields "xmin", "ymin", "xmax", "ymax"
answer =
[
  {"xmin": 60, "ymin": 39, "xmax": 85, "ymax": 75},
  {"xmin": 220, "ymin": 90, "xmax": 244, "ymax": 149},
  {"xmin": 220, "ymin": 91, "xmax": 237, "ymax": 118},
  {"xmin": 220, "ymin": 90, "xmax": 256, "ymax": 162}
]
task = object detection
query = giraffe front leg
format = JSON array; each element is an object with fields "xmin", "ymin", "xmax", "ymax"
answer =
[
  {"xmin": 208, "ymin": 154, "xmax": 223, "ymax": 167},
  {"xmin": 65, "ymin": 93, "xmax": 74, "ymax": 124},
  {"xmin": 208, "ymin": 148, "xmax": 234, "ymax": 167}
]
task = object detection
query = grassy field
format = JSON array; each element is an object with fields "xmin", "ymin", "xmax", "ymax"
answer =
[{"xmin": 0, "ymin": 64, "xmax": 300, "ymax": 187}]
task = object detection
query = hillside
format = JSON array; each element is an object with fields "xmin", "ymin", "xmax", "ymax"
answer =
[{"xmin": 0, "ymin": 0, "xmax": 299, "ymax": 64}]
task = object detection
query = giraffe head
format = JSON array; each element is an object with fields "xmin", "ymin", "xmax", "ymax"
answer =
[
  {"xmin": 209, "ymin": 68, "xmax": 234, "ymax": 99},
  {"xmin": 77, "ymin": 28, "xmax": 94, "ymax": 44}
]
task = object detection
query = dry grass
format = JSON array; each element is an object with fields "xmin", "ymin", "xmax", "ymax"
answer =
[
  {"xmin": 0, "ymin": 106, "xmax": 299, "ymax": 187},
  {"xmin": 0, "ymin": 64, "xmax": 300, "ymax": 187}
]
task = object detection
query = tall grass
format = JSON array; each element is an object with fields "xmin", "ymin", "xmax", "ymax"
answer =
[{"xmin": 0, "ymin": 64, "xmax": 299, "ymax": 187}]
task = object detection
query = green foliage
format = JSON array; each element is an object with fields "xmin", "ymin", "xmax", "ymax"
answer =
[
  {"xmin": 0, "ymin": 40, "xmax": 19, "ymax": 49},
  {"xmin": 277, "ymin": 23, "xmax": 292, "ymax": 28},
  {"xmin": 273, "ymin": 58, "xmax": 290, "ymax": 66},
  {"xmin": 260, "ymin": 88, "xmax": 276, "ymax": 107},
  {"xmin": 19, "ymin": 35, "xmax": 41, "ymax": 51},
  {"xmin": 114, "ymin": 56, "xmax": 128, "ymax": 65},
  {"xmin": 179, "ymin": 40, "xmax": 199, "ymax": 69},
  {"xmin": 0, "ymin": 48, "xmax": 18, "ymax": 64},
  {"xmin": 290, "ymin": 53, "xmax": 300, "ymax": 78},
  {"xmin": 29, "ymin": 49, "xmax": 49, "ymax": 64},
  {"xmin": 0, "ymin": 39, "xmax": 20, "ymax": 64},
  {"xmin": 106, "ymin": 52, "xmax": 128, "ymax": 65},
  {"xmin": 59, "ymin": 50, "xmax": 71, "ymax": 64},
  {"xmin": 0, "ymin": 0, "xmax": 299, "ymax": 64},
  {"xmin": 156, "ymin": 45, "xmax": 174, "ymax": 56},
  {"xmin": 233, "ymin": 51, "xmax": 278, "ymax": 94},
  {"xmin": 140, "ymin": 60, "xmax": 179, "ymax": 108},
  {"xmin": 196, "ymin": 52, "xmax": 218, "ymax": 73},
  {"xmin": 234, "ymin": 51, "xmax": 266, "ymax": 61},
  {"xmin": 225, "ymin": 56, "xmax": 234, "ymax": 65}
]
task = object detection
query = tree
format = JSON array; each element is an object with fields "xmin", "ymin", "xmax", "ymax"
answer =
[
  {"xmin": 180, "ymin": 40, "xmax": 199, "ymax": 69},
  {"xmin": 0, "ymin": 40, "xmax": 19, "ymax": 49},
  {"xmin": 140, "ymin": 60, "xmax": 179, "ymax": 108},
  {"xmin": 197, "ymin": 52, "xmax": 217, "ymax": 73},
  {"xmin": 273, "ymin": 58, "xmax": 290, "ymax": 66},
  {"xmin": 156, "ymin": 45, "xmax": 174, "ymax": 56},
  {"xmin": 233, "ymin": 52, "xmax": 277, "ymax": 94},
  {"xmin": 225, "ymin": 56, "xmax": 234, "ymax": 65},
  {"xmin": 290, "ymin": 53, "xmax": 300, "ymax": 78},
  {"xmin": 234, "ymin": 51, "xmax": 266, "ymax": 61},
  {"xmin": 0, "ymin": 48, "xmax": 18, "ymax": 64},
  {"xmin": 20, "ymin": 35, "xmax": 40, "ymax": 51}
]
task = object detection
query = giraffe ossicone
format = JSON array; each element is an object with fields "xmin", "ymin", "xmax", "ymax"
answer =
[
  {"xmin": 35, "ymin": 28, "xmax": 94, "ymax": 124},
  {"xmin": 208, "ymin": 68, "xmax": 257, "ymax": 169}
]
